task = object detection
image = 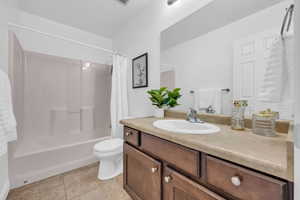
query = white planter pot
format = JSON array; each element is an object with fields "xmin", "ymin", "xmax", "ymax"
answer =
[{"xmin": 154, "ymin": 108, "xmax": 164, "ymax": 118}]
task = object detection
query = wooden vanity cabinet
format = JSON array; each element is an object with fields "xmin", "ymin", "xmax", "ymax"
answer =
[
  {"xmin": 123, "ymin": 143, "xmax": 162, "ymax": 200},
  {"xmin": 163, "ymin": 167, "xmax": 225, "ymax": 200},
  {"xmin": 123, "ymin": 127, "xmax": 293, "ymax": 200}
]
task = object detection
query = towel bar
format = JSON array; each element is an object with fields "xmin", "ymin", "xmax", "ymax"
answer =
[{"xmin": 190, "ymin": 88, "xmax": 230, "ymax": 94}]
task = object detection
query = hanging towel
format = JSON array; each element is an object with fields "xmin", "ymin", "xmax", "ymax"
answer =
[
  {"xmin": 259, "ymin": 31, "xmax": 294, "ymax": 103},
  {"xmin": 0, "ymin": 69, "xmax": 17, "ymax": 156},
  {"xmin": 195, "ymin": 88, "xmax": 222, "ymax": 114}
]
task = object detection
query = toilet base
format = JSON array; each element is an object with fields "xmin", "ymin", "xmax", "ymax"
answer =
[{"xmin": 98, "ymin": 154, "xmax": 123, "ymax": 180}]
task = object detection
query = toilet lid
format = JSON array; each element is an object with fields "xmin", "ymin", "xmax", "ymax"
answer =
[{"xmin": 94, "ymin": 138, "xmax": 123, "ymax": 153}]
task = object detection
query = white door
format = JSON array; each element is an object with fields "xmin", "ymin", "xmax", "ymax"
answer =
[{"xmin": 233, "ymin": 36, "xmax": 257, "ymax": 116}]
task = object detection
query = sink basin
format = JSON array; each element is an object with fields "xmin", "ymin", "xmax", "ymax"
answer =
[{"xmin": 153, "ymin": 120, "xmax": 220, "ymax": 135}]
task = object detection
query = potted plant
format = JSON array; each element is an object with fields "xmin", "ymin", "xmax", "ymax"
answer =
[{"xmin": 147, "ymin": 87, "xmax": 182, "ymax": 118}]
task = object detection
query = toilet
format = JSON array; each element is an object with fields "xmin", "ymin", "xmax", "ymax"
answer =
[{"xmin": 93, "ymin": 138, "xmax": 123, "ymax": 180}]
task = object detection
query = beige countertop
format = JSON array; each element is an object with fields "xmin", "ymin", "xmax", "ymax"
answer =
[{"xmin": 120, "ymin": 117, "xmax": 294, "ymax": 182}]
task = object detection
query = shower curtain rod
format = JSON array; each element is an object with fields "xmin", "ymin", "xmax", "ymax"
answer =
[{"xmin": 7, "ymin": 22, "xmax": 128, "ymax": 57}]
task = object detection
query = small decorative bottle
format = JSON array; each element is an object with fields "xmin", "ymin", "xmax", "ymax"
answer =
[{"xmin": 231, "ymin": 100, "xmax": 248, "ymax": 130}]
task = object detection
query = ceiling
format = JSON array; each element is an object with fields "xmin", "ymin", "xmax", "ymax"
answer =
[
  {"xmin": 19, "ymin": 0, "xmax": 150, "ymax": 38},
  {"xmin": 161, "ymin": 0, "xmax": 287, "ymax": 50}
]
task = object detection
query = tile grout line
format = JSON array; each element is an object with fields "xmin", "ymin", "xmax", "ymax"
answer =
[{"xmin": 62, "ymin": 174, "xmax": 68, "ymax": 200}]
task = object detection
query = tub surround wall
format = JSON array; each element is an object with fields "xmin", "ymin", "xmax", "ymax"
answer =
[
  {"xmin": 0, "ymin": 0, "xmax": 20, "ymax": 199},
  {"xmin": 9, "ymin": 49, "xmax": 112, "ymax": 156}
]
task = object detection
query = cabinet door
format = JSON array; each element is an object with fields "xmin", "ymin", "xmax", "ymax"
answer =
[
  {"xmin": 163, "ymin": 167, "xmax": 225, "ymax": 200},
  {"xmin": 124, "ymin": 143, "xmax": 161, "ymax": 200}
]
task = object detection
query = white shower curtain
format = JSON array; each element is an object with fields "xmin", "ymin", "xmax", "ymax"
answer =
[{"xmin": 111, "ymin": 55, "xmax": 129, "ymax": 139}]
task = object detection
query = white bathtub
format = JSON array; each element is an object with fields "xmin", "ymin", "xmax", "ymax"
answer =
[{"xmin": 9, "ymin": 135, "xmax": 111, "ymax": 189}]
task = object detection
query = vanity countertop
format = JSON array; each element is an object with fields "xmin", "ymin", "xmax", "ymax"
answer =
[{"xmin": 120, "ymin": 117, "xmax": 294, "ymax": 182}]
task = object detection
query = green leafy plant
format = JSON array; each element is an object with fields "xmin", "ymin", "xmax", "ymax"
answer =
[
  {"xmin": 166, "ymin": 88, "xmax": 182, "ymax": 108},
  {"xmin": 147, "ymin": 87, "xmax": 182, "ymax": 109},
  {"xmin": 147, "ymin": 87, "xmax": 168, "ymax": 109}
]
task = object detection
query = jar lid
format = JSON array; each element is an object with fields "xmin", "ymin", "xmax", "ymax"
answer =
[
  {"xmin": 233, "ymin": 100, "xmax": 248, "ymax": 107},
  {"xmin": 256, "ymin": 109, "xmax": 279, "ymax": 118}
]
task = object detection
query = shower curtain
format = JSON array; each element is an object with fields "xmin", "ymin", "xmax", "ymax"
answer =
[{"xmin": 111, "ymin": 55, "xmax": 129, "ymax": 138}]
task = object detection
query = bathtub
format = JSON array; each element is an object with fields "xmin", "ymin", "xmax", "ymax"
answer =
[{"xmin": 9, "ymin": 135, "xmax": 111, "ymax": 189}]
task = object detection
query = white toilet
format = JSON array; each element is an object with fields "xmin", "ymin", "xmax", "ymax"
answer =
[{"xmin": 93, "ymin": 138, "xmax": 123, "ymax": 180}]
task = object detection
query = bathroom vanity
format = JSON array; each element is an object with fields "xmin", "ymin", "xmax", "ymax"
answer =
[{"xmin": 121, "ymin": 113, "xmax": 294, "ymax": 200}]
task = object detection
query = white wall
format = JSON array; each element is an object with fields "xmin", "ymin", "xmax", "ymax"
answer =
[
  {"xmin": 161, "ymin": 1, "xmax": 292, "ymax": 112},
  {"xmin": 294, "ymin": 0, "xmax": 300, "ymax": 199},
  {"xmin": 0, "ymin": 0, "xmax": 19, "ymax": 198},
  {"xmin": 11, "ymin": 11, "xmax": 113, "ymax": 65},
  {"xmin": 113, "ymin": 0, "xmax": 215, "ymax": 117}
]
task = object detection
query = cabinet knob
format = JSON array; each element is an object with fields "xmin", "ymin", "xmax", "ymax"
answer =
[
  {"xmin": 151, "ymin": 167, "xmax": 158, "ymax": 173},
  {"xmin": 164, "ymin": 176, "xmax": 172, "ymax": 183},
  {"xmin": 125, "ymin": 132, "xmax": 131, "ymax": 137},
  {"xmin": 231, "ymin": 176, "xmax": 241, "ymax": 186}
]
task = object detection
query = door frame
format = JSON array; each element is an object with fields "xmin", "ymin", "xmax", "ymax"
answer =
[{"xmin": 294, "ymin": 1, "xmax": 299, "ymax": 199}]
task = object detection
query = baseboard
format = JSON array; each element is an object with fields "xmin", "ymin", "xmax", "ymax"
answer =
[
  {"xmin": 11, "ymin": 155, "xmax": 97, "ymax": 189},
  {"xmin": 0, "ymin": 180, "xmax": 10, "ymax": 200}
]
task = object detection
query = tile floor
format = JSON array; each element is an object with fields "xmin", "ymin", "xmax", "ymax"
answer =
[{"xmin": 7, "ymin": 163, "xmax": 132, "ymax": 200}]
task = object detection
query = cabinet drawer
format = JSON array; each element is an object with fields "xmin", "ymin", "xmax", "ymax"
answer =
[
  {"xmin": 206, "ymin": 156, "xmax": 288, "ymax": 200},
  {"xmin": 141, "ymin": 133, "xmax": 200, "ymax": 177},
  {"xmin": 124, "ymin": 127, "xmax": 140, "ymax": 146},
  {"xmin": 164, "ymin": 167, "xmax": 225, "ymax": 200}
]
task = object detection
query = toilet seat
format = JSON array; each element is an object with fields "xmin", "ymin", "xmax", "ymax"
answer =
[{"xmin": 94, "ymin": 138, "xmax": 123, "ymax": 153}]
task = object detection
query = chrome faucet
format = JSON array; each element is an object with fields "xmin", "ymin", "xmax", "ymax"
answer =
[
  {"xmin": 206, "ymin": 105, "xmax": 216, "ymax": 114},
  {"xmin": 199, "ymin": 105, "xmax": 216, "ymax": 114},
  {"xmin": 187, "ymin": 108, "xmax": 203, "ymax": 123}
]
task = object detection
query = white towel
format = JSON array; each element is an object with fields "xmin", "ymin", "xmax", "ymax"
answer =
[
  {"xmin": 0, "ymin": 69, "xmax": 17, "ymax": 155},
  {"xmin": 194, "ymin": 89, "xmax": 221, "ymax": 114},
  {"xmin": 259, "ymin": 32, "xmax": 294, "ymax": 103}
]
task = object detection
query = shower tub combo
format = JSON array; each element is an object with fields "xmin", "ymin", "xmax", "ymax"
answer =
[{"xmin": 8, "ymin": 33, "xmax": 112, "ymax": 188}]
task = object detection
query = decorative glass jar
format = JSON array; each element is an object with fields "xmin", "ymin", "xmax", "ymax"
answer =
[
  {"xmin": 252, "ymin": 109, "xmax": 279, "ymax": 137},
  {"xmin": 231, "ymin": 100, "xmax": 248, "ymax": 130}
]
